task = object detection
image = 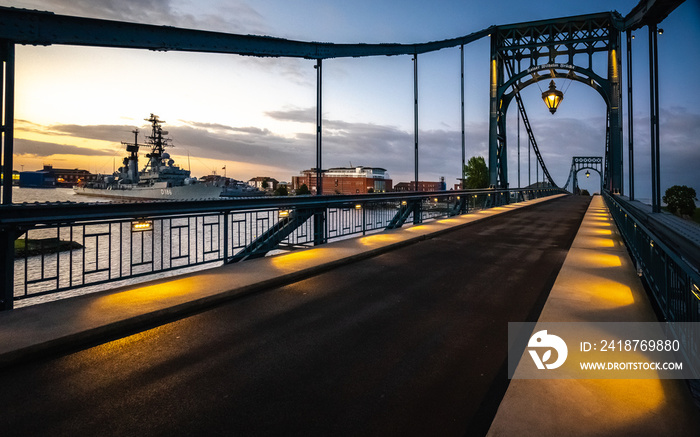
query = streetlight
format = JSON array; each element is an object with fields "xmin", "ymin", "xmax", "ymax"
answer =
[
  {"xmin": 586, "ymin": 170, "xmax": 590, "ymax": 178},
  {"xmin": 541, "ymin": 80, "xmax": 564, "ymax": 114}
]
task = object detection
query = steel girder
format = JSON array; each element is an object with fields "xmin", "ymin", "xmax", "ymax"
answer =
[
  {"xmin": 0, "ymin": 6, "xmax": 492, "ymax": 59},
  {"xmin": 488, "ymin": 13, "xmax": 623, "ymax": 192}
]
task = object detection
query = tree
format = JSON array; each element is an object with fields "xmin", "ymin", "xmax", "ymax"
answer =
[
  {"xmin": 295, "ymin": 183, "xmax": 311, "ymax": 195},
  {"xmin": 663, "ymin": 185, "xmax": 697, "ymax": 217},
  {"xmin": 262, "ymin": 178, "xmax": 270, "ymax": 190},
  {"xmin": 463, "ymin": 156, "xmax": 489, "ymax": 189},
  {"xmin": 274, "ymin": 185, "xmax": 288, "ymax": 196},
  {"xmin": 580, "ymin": 189, "xmax": 590, "ymax": 196}
]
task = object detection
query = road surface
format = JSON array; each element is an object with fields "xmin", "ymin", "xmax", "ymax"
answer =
[{"xmin": 2, "ymin": 195, "xmax": 590, "ymax": 436}]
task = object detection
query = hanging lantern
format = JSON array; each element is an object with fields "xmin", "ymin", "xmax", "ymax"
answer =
[
  {"xmin": 541, "ymin": 80, "xmax": 564, "ymax": 114},
  {"xmin": 586, "ymin": 170, "xmax": 590, "ymax": 178}
]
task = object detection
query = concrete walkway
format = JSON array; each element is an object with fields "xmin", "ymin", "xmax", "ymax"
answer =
[
  {"xmin": 487, "ymin": 195, "xmax": 700, "ymax": 436},
  {"xmin": 0, "ymin": 194, "xmax": 564, "ymax": 368}
]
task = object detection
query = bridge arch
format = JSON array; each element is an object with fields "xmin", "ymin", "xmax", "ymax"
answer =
[
  {"xmin": 488, "ymin": 13, "xmax": 623, "ymax": 192},
  {"xmin": 500, "ymin": 64, "xmax": 610, "ymax": 110},
  {"xmin": 563, "ymin": 156, "xmax": 604, "ymax": 193}
]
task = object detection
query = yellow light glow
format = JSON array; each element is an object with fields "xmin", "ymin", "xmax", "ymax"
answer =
[
  {"xmin": 590, "ymin": 237, "xmax": 615, "ymax": 248},
  {"xmin": 692, "ymin": 283, "xmax": 700, "ymax": 301},
  {"xmin": 279, "ymin": 209, "xmax": 291, "ymax": 217},
  {"xmin": 359, "ymin": 233, "xmax": 400, "ymax": 246},
  {"xmin": 579, "ymin": 252, "xmax": 622, "ymax": 267},
  {"xmin": 269, "ymin": 248, "xmax": 327, "ymax": 270},
  {"xmin": 131, "ymin": 220, "xmax": 153, "ymax": 231},
  {"xmin": 401, "ymin": 201, "xmax": 407, "ymax": 206},
  {"xmin": 355, "ymin": 204, "xmax": 362, "ymax": 209}
]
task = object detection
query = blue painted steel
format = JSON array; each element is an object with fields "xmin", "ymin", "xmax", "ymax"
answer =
[
  {"xmin": 604, "ymin": 191, "xmax": 699, "ymax": 379},
  {"xmin": 563, "ymin": 157, "xmax": 603, "ymax": 192},
  {"xmin": 229, "ymin": 208, "xmax": 316, "ymax": 263},
  {"xmin": 488, "ymin": 13, "xmax": 623, "ymax": 191},
  {"xmin": 0, "ymin": 6, "xmax": 493, "ymax": 59}
]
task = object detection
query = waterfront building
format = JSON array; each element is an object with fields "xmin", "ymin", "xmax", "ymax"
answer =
[
  {"xmin": 19, "ymin": 165, "xmax": 98, "ymax": 188},
  {"xmin": 248, "ymin": 177, "xmax": 279, "ymax": 192},
  {"xmin": 393, "ymin": 178, "xmax": 447, "ymax": 192},
  {"xmin": 291, "ymin": 166, "xmax": 392, "ymax": 195}
]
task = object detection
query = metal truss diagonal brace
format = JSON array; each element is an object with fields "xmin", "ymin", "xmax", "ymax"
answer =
[
  {"xmin": 386, "ymin": 201, "xmax": 421, "ymax": 230},
  {"xmin": 503, "ymin": 61, "xmax": 557, "ymax": 188},
  {"xmin": 227, "ymin": 208, "xmax": 316, "ymax": 263}
]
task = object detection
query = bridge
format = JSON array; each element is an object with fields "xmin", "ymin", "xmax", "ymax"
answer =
[{"xmin": 0, "ymin": 1, "xmax": 699, "ymax": 436}]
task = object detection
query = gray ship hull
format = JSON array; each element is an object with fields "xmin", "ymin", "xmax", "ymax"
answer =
[{"xmin": 73, "ymin": 183, "xmax": 223, "ymax": 200}]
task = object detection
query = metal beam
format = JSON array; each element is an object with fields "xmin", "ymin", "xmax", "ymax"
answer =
[
  {"xmin": 1, "ymin": 40, "xmax": 13, "ymax": 205},
  {"xmin": 228, "ymin": 208, "xmax": 316, "ymax": 263},
  {"xmin": 315, "ymin": 59, "xmax": 322, "ymax": 195},
  {"xmin": 627, "ymin": 30, "xmax": 635, "ymax": 200},
  {"xmin": 0, "ymin": 6, "xmax": 492, "ymax": 59},
  {"xmin": 413, "ymin": 55, "xmax": 419, "ymax": 192},
  {"xmin": 460, "ymin": 45, "xmax": 465, "ymax": 190},
  {"xmin": 649, "ymin": 24, "xmax": 661, "ymax": 212},
  {"xmin": 624, "ymin": 0, "xmax": 685, "ymax": 30}
]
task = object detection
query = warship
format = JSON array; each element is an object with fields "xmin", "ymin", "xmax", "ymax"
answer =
[{"xmin": 74, "ymin": 114, "xmax": 225, "ymax": 200}]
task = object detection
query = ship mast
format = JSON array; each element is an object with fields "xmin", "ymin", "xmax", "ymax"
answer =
[
  {"xmin": 120, "ymin": 128, "xmax": 143, "ymax": 183},
  {"xmin": 143, "ymin": 114, "xmax": 172, "ymax": 173}
]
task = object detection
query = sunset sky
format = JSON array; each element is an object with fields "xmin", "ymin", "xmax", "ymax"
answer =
[{"xmin": 3, "ymin": 0, "xmax": 699, "ymax": 198}]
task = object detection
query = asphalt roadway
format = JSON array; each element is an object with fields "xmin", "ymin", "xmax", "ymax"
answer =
[{"xmin": 1, "ymin": 195, "xmax": 591, "ymax": 437}]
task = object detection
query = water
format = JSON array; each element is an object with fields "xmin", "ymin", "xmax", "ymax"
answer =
[
  {"xmin": 4, "ymin": 186, "xmax": 221, "ymax": 308},
  {"xmin": 2, "ymin": 186, "xmax": 114, "ymax": 204}
]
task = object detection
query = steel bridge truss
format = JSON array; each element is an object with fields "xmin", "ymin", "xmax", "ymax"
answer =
[
  {"xmin": 489, "ymin": 13, "xmax": 623, "ymax": 191},
  {"xmin": 563, "ymin": 156, "xmax": 603, "ymax": 193}
]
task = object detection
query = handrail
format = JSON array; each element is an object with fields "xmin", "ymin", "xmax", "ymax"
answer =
[
  {"xmin": 0, "ymin": 188, "xmax": 554, "ymax": 227},
  {"xmin": 603, "ymin": 191, "xmax": 700, "ymax": 323}
]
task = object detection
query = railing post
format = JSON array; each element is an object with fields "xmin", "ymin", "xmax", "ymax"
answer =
[
  {"xmin": 314, "ymin": 209, "xmax": 326, "ymax": 246},
  {"xmin": 223, "ymin": 211, "xmax": 229, "ymax": 263},
  {"xmin": 1, "ymin": 41, "xmax": 15, "ymax": 205},
  {"xmin": 362, "ymin": 204, "xmax": 366, "ymax": 235},
  {"xmin": 0, "ymin": 228, "xmax": 14, "ymax": 310},
  {"xmin": 413, "ymin": 199, "xmax": 422, "ymax": 225}
]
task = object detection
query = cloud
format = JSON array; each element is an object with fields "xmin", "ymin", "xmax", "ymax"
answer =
[
  {"xmin": 23, "ymin": 0, "xmax": 268, "ymax": 34},
  {"xmin": 14, "ymin": 138, "xmax": 114, "ymax": 158},
  {"xmin": 12, "ymin": 105, "xmax": 699, "ymax": 193},
  {"xmin": 265, "ymin": 107, "xmax": 316, "ymax": 124},
  {"xmin": 628, "ymin": 107, "xmax": 700, "ymax": 197}
]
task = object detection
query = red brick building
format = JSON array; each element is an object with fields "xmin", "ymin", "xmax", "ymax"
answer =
[
  {"xmin": 393, "ymin": 179, "xmax": 447, "ymax": 192},
  {"xmin": 291, "ymin": 167, "xmax": 392, "ymax": 195}
]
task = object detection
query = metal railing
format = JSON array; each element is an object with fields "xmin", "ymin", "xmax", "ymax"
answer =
[
  {"xmin": 603, "ymin": 191, "xmax": 700, "ymax": 323},
  {"xmin": 0, "ymin": 187, "xmax": 562, "ymax": 309},
  {"xmin": 604, "ymin": 192, "xmax": 700, "ymax": 382}
]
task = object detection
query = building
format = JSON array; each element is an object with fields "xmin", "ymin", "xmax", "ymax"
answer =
[
  {"xmin": 248, "ymin": 176, "xmax": 279, "ymax": 192},
  {"xmin": 291, "ymin": 166, "xmax": 392, "ymax": 195},
  {"xmin": 19, "ymin": 165, "xmax": 98, "ymax": 188},
  {"xmin": 393, "ymin": 178, "xmax": 447, "ymax": 192}
]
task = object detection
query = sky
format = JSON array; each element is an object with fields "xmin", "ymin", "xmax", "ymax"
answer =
[{"xmin": 3, "ymin": 0, "xmax": 699, "ymax": 199}]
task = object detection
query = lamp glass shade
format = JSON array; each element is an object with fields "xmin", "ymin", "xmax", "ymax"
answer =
[{"xmin": 541, "ymin": 80, "xmax": 564, "ymax": 114}]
